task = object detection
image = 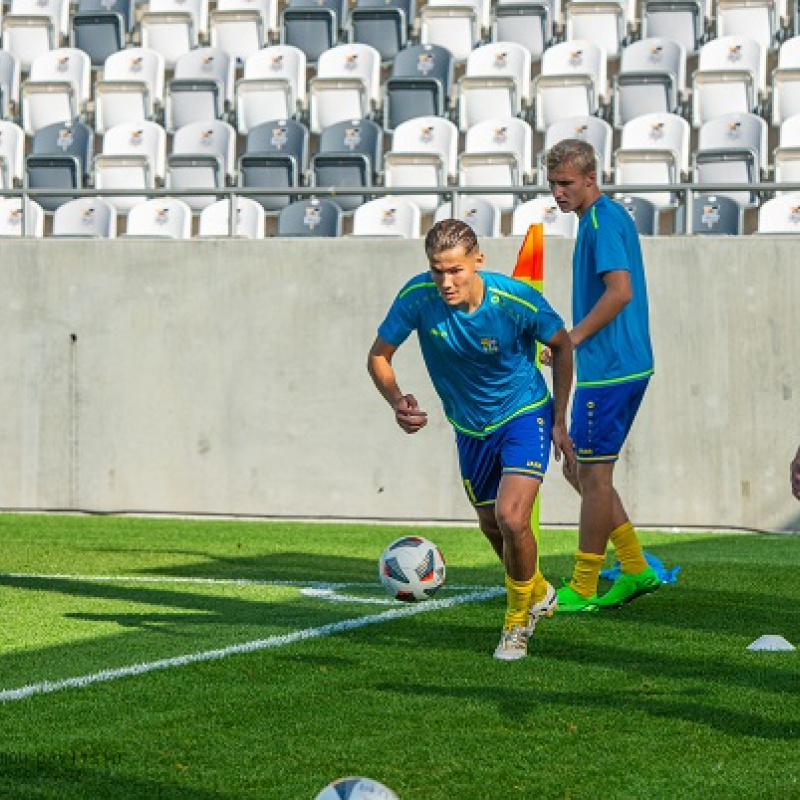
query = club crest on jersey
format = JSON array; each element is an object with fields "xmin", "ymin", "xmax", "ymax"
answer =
[{"xmin": 480, "ymin": 337, "xmax": 498, "ymax": 353}]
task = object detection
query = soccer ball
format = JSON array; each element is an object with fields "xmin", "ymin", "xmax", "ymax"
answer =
[
  {"xmin": 314, "ymin": 776, "xmax": 399, "ymax": 799},
  {"xmin": 378, "ymin": 535, "xmax": 446, "ymax": 602}
]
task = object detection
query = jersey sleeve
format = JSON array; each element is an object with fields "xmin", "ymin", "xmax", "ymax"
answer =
[
  {"xmin": 377, "ymin": 279, "xmax": 422, "ymax": 347},
  {"xmin": 593, "ymin": 207, "xmax": 631, "ymax": 277}
]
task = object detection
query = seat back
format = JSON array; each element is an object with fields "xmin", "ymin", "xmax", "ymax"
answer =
[
  {"xmin": 0, "ymin": 197, "xmax": 44, "ymax": 237},
  {"xmin": 352, "ymin": 196, "xmax": 421, "ymax": 237},
  {"xmin": 511, "ymin": 196, "xmax": 578, "ymax": 235},
  {"xmin": 126, "ymin": 197, "xmax": 193, "ymax": 237},
  {"xmin": 166, "ymin": 47, "xmax": 234, "ymax": 131},
  {"xmin": 277, "ymin": 198, "xmax": 343, "ymax": 236},
  {"xmin": 434, "ymin": 196, "xmax": 501, "ymax": 236},
  {"xmin": 281, "ymin": 6, "xmax": 339, "ymax": 64},
  {"xmin": 757, "ymin": 192, "xmax": 800, "ymax": 232},
  {"xmin": 101, "ymin": 119, "xmax": 167, "ymax": 179},
  {"xmin": 618, "ymin": 194, "xmax": 659, "ymax": 234},
  {"xmin": 565, "ymin": 0, "xmax": 627, "ymax": 58},
  {"xmin": 52, "ymin": 197, "xmax": 117, "ymax": 237},
  {"xmin": 641, "ymin": 0, "xmax": 705, "ymax": 54},
  {"xmin": 0, "ymin": 120, "xmax": 25, "ymax": 189},
  {"xmin": 690, "ymin": 193, "xmax": 743, "ymax": 234},
  {"xmin": 418, "ymin": 4, "xmax": 479, "ymax": 63},
  {"xmin": 198, "ymin": 196, "xmax": 266, "ymax": 237},
  {"xmin": 0, "ymin": 52, "xmax": 21, "ymax": 121},
  {"xmin": 492, "ymin": 2, "xmax": 552, "ymax": 63},
  {"xmin": 350, "ymin": 6, "xmax": 407, "ymax": 62}
]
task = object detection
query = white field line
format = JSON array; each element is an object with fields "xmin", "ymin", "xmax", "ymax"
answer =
[{"xmin": 0, "ymin": 583, "xmax": 503, "ymax": 704}]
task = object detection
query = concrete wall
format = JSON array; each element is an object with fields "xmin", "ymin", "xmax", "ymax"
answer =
[{"xmin": 0, "ymin": 235, "xmax": 797, "ymax": 532}]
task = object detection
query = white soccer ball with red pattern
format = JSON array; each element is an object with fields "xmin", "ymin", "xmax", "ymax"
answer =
[{"xmin": 378, "ymin": 536, "xmax": 446, "ymax": 602}]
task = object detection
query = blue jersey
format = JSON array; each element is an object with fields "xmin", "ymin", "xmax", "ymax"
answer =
[
  {"xmin": 378, "ymin": 270, "xmax": 564, "ymax": 438},
  {"xmin": 573, "ymin": 194, "xmax": 655, "ymax": 387}
]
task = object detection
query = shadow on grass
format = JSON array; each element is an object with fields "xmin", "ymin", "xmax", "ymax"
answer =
[
  {"xmin": 374, "ymin": 678, "xmax": 800, "ymax": 740},
  {"xmin": 0, "ymin": 753, "xmax": 242, "ymax": 799}
]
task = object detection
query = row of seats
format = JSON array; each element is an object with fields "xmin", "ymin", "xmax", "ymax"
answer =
[
  {"xmin": 5, "ymin": 190, "xmax": 800, "ymax": 238},
  {"xmin": 7, "ymin": 33, "xmax": 800, "ymax": 137},
  {"xmin": 9, "ymin": 106, "xmax": 800, "ymax": 222}
]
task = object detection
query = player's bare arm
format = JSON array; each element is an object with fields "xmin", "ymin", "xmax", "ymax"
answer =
[
  {"xmin": 570, "ymin": 269, "xmax": 632, "ymax": 347},
  {"xmin": 545, "ymin": 326, "xmax": 575, "ymax": 469},
  {"xmin": 367, "ymin": 336, "xmax": 428, "ymax": 434}
]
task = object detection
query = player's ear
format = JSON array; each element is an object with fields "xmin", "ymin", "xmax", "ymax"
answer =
[{"xmin": 475, "ymin": 250, "xmax": 486, "ymax": 266}]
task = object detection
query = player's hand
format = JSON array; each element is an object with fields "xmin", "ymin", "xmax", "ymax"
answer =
[
  {"xmin": 393, "ymin": 394, "xmax": 428, "ymax": 434},
  {"xmin": 792, "ymin": 449, "xmax": 800, "ymax": 500},
  {"xmin": 551, "ymin": 421, "xmax": 575, "ymax": 472},
  {"xmin": 539, "ymin": 346, "xmax": 552, "ymax": 367}
]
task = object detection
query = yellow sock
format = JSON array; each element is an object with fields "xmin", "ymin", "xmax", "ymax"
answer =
[
  {"xmin": 569, "ymin": 550, "xmax": 605, "ymax": 598},
  {"xmin": 531, "ymin": 569, "xmax": 549, "ymax": 603},
  {"xmin": 610, "ymin": 521, "xmax": 648, "ymax": 574},
  {"xmin": 504, "ymin": 573, "xmax": 535, "ymax": 629}
]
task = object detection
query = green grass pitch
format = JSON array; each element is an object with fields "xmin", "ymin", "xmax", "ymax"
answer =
[{"xmin": 0, "ymin": 513, "xmax": 797, "ymax": 799}]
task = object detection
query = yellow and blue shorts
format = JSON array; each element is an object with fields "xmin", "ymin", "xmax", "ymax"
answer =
[
  {"xmin": 456, "ymin": 405, "xmax": 552, "ymax": 507},
  {"xmin": 571, "ymin": 377, "xmax": 649, "ymax": 463}
]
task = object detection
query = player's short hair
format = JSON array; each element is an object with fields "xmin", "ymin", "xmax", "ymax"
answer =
[
  {"xmin": 545, "ymin": 139, "xmax": 597, "ymax": 176},
  {"xmin": 424, "ymin": 219, "xmax": 479, "ymax": 260}
]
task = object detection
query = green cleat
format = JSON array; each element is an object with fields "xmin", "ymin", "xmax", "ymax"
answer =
[
  {"xmin": 554, "ymin": 581, "xmax": 599, "ymax": 613},
  {"xmin": 596, "ymin": 565, "xmax": 662, "ymax": 609}
]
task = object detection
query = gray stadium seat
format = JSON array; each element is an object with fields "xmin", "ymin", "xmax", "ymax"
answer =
[
  {"xmin": 238, "ymin": 118, "xmax": 309, "ymax": 212},
  {"xmin": 350, "ymin": 0, "xmax": 413, "ymax": 62},
  {"xmin": 277, "ymin": 197, "xmax": 343, "ymax": 236},
  {"xmin": 383, "ymin": 43, "xmax": 454, "ymax": 131},
  {"xmin": 281, "ymin": 0, "xmax": 347, "ymax": 63},
  {"xmin": 619, "ymin": 195, "xmax": 659, "ymax": 235},
  {"xmin": 25, "ymin": 120, "xmax": 94, "ymax": 213},
  {"xmin": 688, "ymin": 193, "xmax": 743, "ymax": 234}
]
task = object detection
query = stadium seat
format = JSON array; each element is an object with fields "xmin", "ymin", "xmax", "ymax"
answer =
[
  {"xmin": 349, "ymin": 0, "xmax": 413, "ymax": 62},
  {"xmin": 238, "ymin": 117, "xmax": 309, "ymax": 212},
  {"xmin": 771, "ymin": 36, "xmax": 800, "ymax": 126},
  {"xmin": 95, "ymin": 48, "xmax": 166, "ymax": 135},
  {"xmin": 93, "ymin": 120, "xmax": 167, "ymax": 213},
  {"xmin": 691, "ymin": 35, "xmax": 766, "ymax": 127},
  {"xmin": 418, "ymin": 2, "xmax": 480, "ymax": 63},
  {"xmin": 52, "ymin": 197, "xmax": 117, "ymax": 237},
  {"xmin": 281, "ymin": 0, "xmax": 347, "ymax": 64},
  {"xmin": 613, "ymin": 111, "xmax": 690, "ymax": 208},
  {"xmin": 383, "ymin": 43, "xmax": 454, "ymax": 132},
  {"xmin": 689, "ymin": 192, "xmax": 744, "ymax": 234},
  {"xmin": 308, "ymin": 43, "xmax": 381, "ymax": 135},
  {"xmin": 693, "ymin": 111, "xmax": 767, "ymax": 206},
  {"xmin": 166, "ymin": 120, "xmax": 237, "ymax": 212},
  {"xmin": 619, "ymin": 194, "xmax": 660, "ymax": 234},
  {"xmin": 756, "ymin": 192, "xmax": 800, "ymax": 232},
  {"xmin": 198, "ymin": 196, "xmax": 266, "ymax": 237},
  {"xmin": 457, "ymin": 42, "xmax": 531, "ymax": 132},
  {"xmin": 141, "ymin": 0, "xmax": 209, "ymax": 69},
  {"xmin": 21, "ymin": 48, "xmax": 91, "ymax": 137},
  {"xmin": 533, "ymin": 39, "xmax": 608, "ymax": 132},
  {"xmin": 165, "ymin": 47, "xmax": 235, "ymax": 133},
  {"xmin": 125, "ymin": 197, "xmax": 193, "ymax": 238},
  {"xmin": 351, "ymin": 196, "xmax": 421, "ymax": 237},
  {"xmin": 25, "ymin": 119, "xmax": 93, "ymax": 213},
  {"xmin": 0, "ymin": 196, "xmax": 44, "ymax": 236},
  {"xmin": 0, "ymin": 120, "xmax": 25, "ymax": 190},
  {"xmin": 640, "ymin": 0, "xmax": 707, "ymax": 56},
  {"xmin": 1, "ymin": 14, "xmax": 57, "ymax": 74},
  {"xmin": 0, "ymin": 51, "xmax": 22, "ymax": 122},
  {"xmin": 458, "ymin": 117, "xmax": 533, "ymax": 211},
  {"xmin": 383, "ymin": 115, "xmax": 458, "ymax": 212},
  {"xmin": 613, "ymin": 37, "xmax": 687, "ymax": 128},
  {"xmin": 70, "ymin": 0, "xmax": 133, "ymax": 67},
  {"xmin": 492, "ymin": 0, "xmax": 554, "ymax": 64},
  {"xmin": 511, "ymin": 196, "xmax": 578, "ymax": 236},
  {"xmin": 210, "ymin": 0, "xmax": 278, "ymax": 65},
  {"xmin": 716, "ymin": 0, "xmax": 778, "ymax": 53},
  {"xmin": 773, "ymin": 112, "xmax": 800, "ymax": 192},
  {"xmin": 310, "ymin": 118, "xmax": 382, "ymax": 211},
  {"xmin": 541, "ymin": 115, "xmax": 613, "ymax": 181},
  {"xmin": 235, "ymin": 45, "xmax": 307, "ymax": 135},
  {"xmin": 277, "ymin": 197, "xmax": 344, "ymax": 236},
  {"xmin": 434, "ymin": 196, "xmax": 502, "ymax": 237},
  {"xmin": 564, "ymin": 0, "xmax": 628, "ymax": 59}
]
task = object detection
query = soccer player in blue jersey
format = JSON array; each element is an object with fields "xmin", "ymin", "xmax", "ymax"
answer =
[
  {"xmin": 367, "ymin": 219, "xmax": 575, "ymax": 660},
  {"xmin": 544, "ymin": 138, "xmax": 661, "ymax": 612}
]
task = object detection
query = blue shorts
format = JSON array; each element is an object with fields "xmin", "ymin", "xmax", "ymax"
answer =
[
  {"xmin": 570, "ymin": 377, "xmax": 649, "ymax": 463},
  {"xmin": 456, "ymin": 405, "xmax": 552, "ymax": 507}
]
